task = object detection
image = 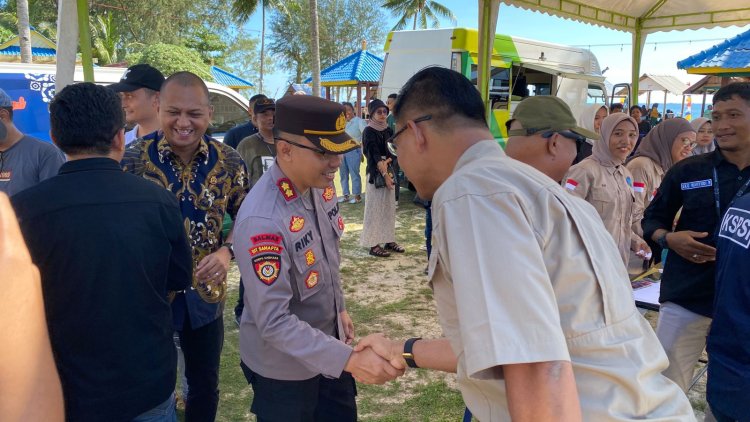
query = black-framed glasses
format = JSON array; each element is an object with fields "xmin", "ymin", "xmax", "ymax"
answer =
[
  {"xmin": 274, "ymin": 137, "xmax": 328, "ymax": 156},
  {"xmin": 386, "ymin": 114, "xmax": 432, "ymax": 156}
]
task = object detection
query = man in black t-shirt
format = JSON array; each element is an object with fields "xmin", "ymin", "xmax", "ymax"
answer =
[{"xmin": 12, "ymin": 83, "xmax": 192, "ymax": 421}]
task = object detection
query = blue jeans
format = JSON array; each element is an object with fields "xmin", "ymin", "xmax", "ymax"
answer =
[
  {"xmin": 339, "ymin": 148, "xmax": 362, "ymax": 196},
  {"xmin": 131, "ymin": 393, "xmax": 176, "ymax": 422}
]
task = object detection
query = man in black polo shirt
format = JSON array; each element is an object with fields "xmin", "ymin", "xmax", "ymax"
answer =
[
  {"xmin": 643, "ymin": 82, "xmax": 750, "ymax": 392},
  {"xmin": 11, "ymin": 82, "xmax": 192, "ymax": 421}
]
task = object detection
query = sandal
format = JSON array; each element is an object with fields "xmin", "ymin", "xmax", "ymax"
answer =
[
  {"xmin": 384, "ymin": 242, "xmax": 405, "ymax": 253},
  {"xmin": 369, "ymin": 245, "xmax": 391, "ymax": 257}
]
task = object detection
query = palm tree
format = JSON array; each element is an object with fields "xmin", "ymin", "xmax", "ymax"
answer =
[
  {"xmin": 231, "ymin": 0, "xmax": 285, "ymax": 94},
  {"xmin": 16, "ymin": 0, "xmax": 32, "ymax": 63},
  {"xmin": 309, "ymin": 0, "xmax": 321, "ymax": 98},
  {"xmin": 90, "ymin": 12, "xmax": 120, "ymax": 65},
  {"xmin": 382, "ymin": 0, "xmax": 457, "ymax": 31}
]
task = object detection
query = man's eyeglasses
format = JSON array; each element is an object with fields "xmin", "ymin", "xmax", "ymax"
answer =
[
  {"xmin": 386, "ymin": 114, "xmax": 432, "ymax": 156},
  {"xmin": 507, "ymin": 127, "xmax": 586, "ymax": 154},
  {"xmin": 274, "ymin": 137, "xmax": 328, "ymax": 156}
]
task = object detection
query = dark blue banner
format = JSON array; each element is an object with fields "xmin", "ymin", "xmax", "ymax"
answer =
[{"xmin": 0, "ymin": 72, "xmax": 55, "ymax": 142}]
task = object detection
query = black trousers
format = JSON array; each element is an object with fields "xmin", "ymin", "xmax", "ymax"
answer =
[
  {"xmin": 179, "ymin": 314, "xmax": 224, "ymax": 422},
  {"xmin": 241, "ymin": 362, "xmax": 357, "ymax": 422}
]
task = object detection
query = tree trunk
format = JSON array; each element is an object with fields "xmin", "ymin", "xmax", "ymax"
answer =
[
  {"xmin": 16, "ymin": 0, "xmax": 33, "ymax": 63},
  {"xmin": 412, "ymin": 12, "xmax": 417, "ymax": 30},
  {"xmin": 259, "ymin": 1, "xmax": 266, "ymax": 94},
  {"xmin": 309, "ymin": 0, "xmax": 321, "ymax": 98}
]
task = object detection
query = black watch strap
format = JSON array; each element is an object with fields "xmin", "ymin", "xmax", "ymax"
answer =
[
  {"xmin": 222, "ymin": 242, "xmax": 235, "ymax": 259},
  {"xmin": 656, "ymin": 232, "xmax": 669, "ymax": 249},
  {"xmin": 403, "ymin": 337, "xmax": 422, "ymax": 369}
]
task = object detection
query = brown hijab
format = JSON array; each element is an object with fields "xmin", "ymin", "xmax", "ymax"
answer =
[
  {"xmin": 629, "ymin": 118, "xmax": 694, "ymax": 171},
  {"xmin": 591, "ymin": 113, "xmax": 638, "ymax": 168}
]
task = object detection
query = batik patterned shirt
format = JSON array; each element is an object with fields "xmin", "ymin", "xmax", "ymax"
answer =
[{"xmin": 122, "ymin": 131, "xmax": 249, "ymax": 328}]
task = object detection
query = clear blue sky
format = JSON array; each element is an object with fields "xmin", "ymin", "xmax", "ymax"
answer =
[{"xmin": 241, "ymin": 1, "xmax": 750, "ymax": 102}]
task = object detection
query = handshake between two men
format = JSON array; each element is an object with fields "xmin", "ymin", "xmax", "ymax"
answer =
[{"xmin": 343, "ymin": 334, "xmax": 458, "ymax": 384}]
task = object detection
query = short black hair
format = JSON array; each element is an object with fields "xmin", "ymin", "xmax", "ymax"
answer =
[
  {"xmin": 610, "ymin": 103, "xmax": 624, "ymax": 112},
  {"xmin": 342, "ymin": 102, "xmax": 354, "ymax": 108},
  {"xmin": 629, "ymin": 105, "xmax": 641, "ymax": 114},
  {"xmin": 388, "ymin": 93, "xmax": 397, "ymax": 100},
  {"xmin": 394, "ymin": 66, "xmax": 486, "ymax": 129},
  {"xmin": 161, "ymin": 71, "xmax": 210, "ymax": 102},
  {"xmin": 714, "ymin": 82, "xmax": 750, "ymax": 105},
  {"xmin": 49, "ymin": 82, "xmax": 123, "ymax": 155}
]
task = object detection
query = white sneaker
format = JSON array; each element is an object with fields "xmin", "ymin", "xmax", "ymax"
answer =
[{"xmin": 337, "ymin": 196, "xmax": 347, "ymax": 203}]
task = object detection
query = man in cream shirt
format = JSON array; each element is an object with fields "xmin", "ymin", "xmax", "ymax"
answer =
[{"xmin": 355, "ymin": 67, "xmax": 694, "ymax": 421}]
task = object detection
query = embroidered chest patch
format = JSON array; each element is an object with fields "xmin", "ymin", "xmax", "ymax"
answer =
[
  {"xmin": 289, "ymin": 216, "xmax": 305, "ymax": 233},
  {"xmin": 305, "ymin": 271, "xmax": 319, "ymax": 289},
  {"xmin": 305, "ymin": 249, "xmax": 316, "ymax": 266}
]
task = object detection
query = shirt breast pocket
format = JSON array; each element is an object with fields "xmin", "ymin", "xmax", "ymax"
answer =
[
  {"xmin": 590, "ymin": 187, "xmax": 616, "ymax": 216},
  {"xmin": 682, "ymin": 189, "xmax": 713, "ymax": 211},
  {"xmin": 292, "ymin": 245, "xmax": 324, "ymax": 302}
]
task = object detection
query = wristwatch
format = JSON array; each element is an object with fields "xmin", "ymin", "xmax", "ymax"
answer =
[
  {"xmin": 655, "ymin": 232, "xmax": 670, "ymax": 250},
  {"xmin": 402, "ymin": 337, "xmax": 422, "ymax": 369},
  {"xmin": 221, "ymin": 242, "xmax": 235, "ymax": 260}
]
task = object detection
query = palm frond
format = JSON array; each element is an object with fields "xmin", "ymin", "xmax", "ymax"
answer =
[
  {"xmin": 426, "ymin": 1, "xmax": 456, "ymax": 25},
  {"xmin": 231, "ymin": 0, "xmax": 261, "ymax": 23}
]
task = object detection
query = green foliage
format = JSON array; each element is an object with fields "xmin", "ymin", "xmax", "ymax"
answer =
[
  {"xmin": 224, "ymin": 30, "xmax": 267, "ymax": 87},
  {"xmin": 90, "ymin": 12, "xmax": 120, "ymax": 65},
  {"xmin": 184, "ymin": 26, "xmax": 228, "ymax": 66},
  {"xmin": 268, "ymin": 0, "xmax": 388, "ymax": 82},
  {"xmin": 136, "ymin": 43, "xmax": 214, "ymax": 81},
  {"xmin": 382, "ymin": 0, "xmax": 456, "ymax": 31},
  {"xmin": 0, "ymin": 21, "xmax": 12, "ymax": 43}
]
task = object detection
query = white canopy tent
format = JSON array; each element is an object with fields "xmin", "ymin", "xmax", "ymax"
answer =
[{"xmin": 477, "ymin": 0, "xmax": 750, "ymax": 112}]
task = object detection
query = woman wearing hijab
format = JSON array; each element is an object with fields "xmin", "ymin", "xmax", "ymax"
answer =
[
  {"xmin": 690, "ymin": 117, "xmax": 714, "ymax": 156},
  {"xmin": 626, "ymin": 118, "xmax": 696, "ymax": 212},
  {"xmin": 573, "ymin": 104, "xmax": 607, "ymax": 164},
  {"xmin": 563, "ymin": 113, "xmax": 650, "ymax": 267},
  {"xmin": 359, "ymin": 99, "xmax": 404, "ymax": 257}
]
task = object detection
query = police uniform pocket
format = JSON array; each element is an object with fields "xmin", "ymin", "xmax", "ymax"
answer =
[{"xmin": 292, "ymin": 246, "xmax": 324, "ymax": 301}]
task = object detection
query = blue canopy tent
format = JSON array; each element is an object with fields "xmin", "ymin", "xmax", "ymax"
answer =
[{"xmin": 304, "ymin": 43, "xmax": 383, "ymax": 117}]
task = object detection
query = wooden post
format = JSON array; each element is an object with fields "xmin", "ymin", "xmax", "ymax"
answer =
[
  {"xmin": 680, "ymin": 95, "xmax": 685, "ymax": 118},
  {"xmin": 325, "ymin": 86, "xmax": 331, "ymax": 100},
  {"xmin": 356, "ymin": 82, "xmax": 362, "ymax": 118},
  {"xmin": 663, "ymin": 90, "xmax": 668, "ymax": 117},
  {"xmin": 701, "ymin": 91, "xmax": 707, "ymax": 115}
]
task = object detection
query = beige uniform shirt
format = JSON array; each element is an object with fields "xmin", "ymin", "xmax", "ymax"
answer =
[
  {"xmin": 430, "ymin": 141, "xmax": 693, "ymax": 421},
  {"xmin": 563, "ymin": 159, "xmax": 645, "ymax": 266},
  {"xmin": 626, "ymin": 156, "xmax": 664, "ymax": 217}
]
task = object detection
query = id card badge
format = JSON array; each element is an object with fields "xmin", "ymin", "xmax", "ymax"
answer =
[{"xmin": 261, "ymin": 156, "xmax": 274, "ymax": 173}]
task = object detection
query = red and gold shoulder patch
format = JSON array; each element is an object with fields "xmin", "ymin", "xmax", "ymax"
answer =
[
  {"xmin": 249, "ymin": 244, "xmax": 283, "ymax": 256},
  {"xmin": 304, "ymin": 249, "xmax": 316, "ymax": 266},
  {"xmin": 322, "ymin": 186, "xmax": 335, "ymax": 202},
  {"xmin": 277, "ymin": 178, "xmax": 298, "ymax": 201},
  {"xmin": 253, "ymin": 255, "xmax": 281, "ymax": 286},
  {"xmin": 251, "ymin": 233, "xmax": 282, "ymax": 245},
  {"xmin": 289, "ymin": 216, "xmax": 305, "ymax": 233},
  {"xmin": 305, "ymin": 271, "xmax": 319, "ymax": 289},
  {"xmin": 337, "ymin": 215, "xmax": 345, "ymax": 231}
]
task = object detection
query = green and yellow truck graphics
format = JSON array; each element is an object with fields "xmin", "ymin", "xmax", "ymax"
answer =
[{"xmin": 379, "ymin": 28, "xmax": 608, "ymax": 144}]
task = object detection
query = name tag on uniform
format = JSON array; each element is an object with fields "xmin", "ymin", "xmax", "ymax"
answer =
[
  {"xmin": 680, "ymin": 179, "xmax": 712, "ymax": 190},
  {"xmin": 720, "ymin": 207, "xmax": 750, "ymax": 249}
]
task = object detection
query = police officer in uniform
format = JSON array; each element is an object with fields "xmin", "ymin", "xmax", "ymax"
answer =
[{"xmin": 233, "ymin": 95, "xmax": 403, "ymax": 422}]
